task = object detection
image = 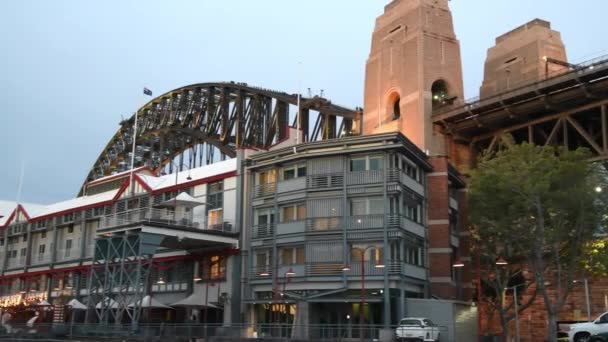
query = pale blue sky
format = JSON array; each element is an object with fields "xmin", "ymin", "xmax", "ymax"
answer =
[{"xmin": 2, "ymin": 0, "xmax": 608, "ymax": 204}]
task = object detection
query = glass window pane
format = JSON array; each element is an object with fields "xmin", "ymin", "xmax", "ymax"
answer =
[
  {"xmin": 369, "ymin": 156, "xmax": 384, "ymax": 171},
  {"xmin": 297, "ymin": 204, "xmax": 306, "ymax": 220},
  {"xmin": 282, "ymin": 206, "xmax": 295, "ymax": 222},
  {"xmin": 295, "ymin": 247, "xmax": 305, "ymax": 264},
  {"xmin": 297, "ymin": 165, "xmax": 307, "ymax": 177},
  {"xmin": 283, "ymin": 167, "xmax": 296, "ymax": 180},
  {"xmin": 350, "ymin": 158, "xmax": 366, "ymax": 172},
  {"xmin": 281, "ymin": 248, "xmax": 294, "ymax": 265}
]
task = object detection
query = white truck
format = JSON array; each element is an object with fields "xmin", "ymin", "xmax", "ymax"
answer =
[
  {"xmin": 568, "ymin": 311, "xmax": 608, "ymax": 342},
  {"xmin": 395, "ymin": 318, "xmax": 441, "ymax": 342}
]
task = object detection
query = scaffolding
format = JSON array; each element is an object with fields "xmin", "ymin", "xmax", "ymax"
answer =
[{"xmin": 85, "ymin": 232, "xmax": 162, "ymax": 329}]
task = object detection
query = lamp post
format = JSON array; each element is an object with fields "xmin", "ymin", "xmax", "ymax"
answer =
[
  {"xmin": 573, "ymin": 279, "xmax": 592, "ymax": 321},
  {"xmin": 163, "ymin": 161, "xmax": 192, "ymax": 221},
  {"xmin": 342, "ymin": 246, "xmax": 385, "ymax": 342}
]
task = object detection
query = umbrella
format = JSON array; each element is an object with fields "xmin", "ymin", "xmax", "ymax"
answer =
[
  {"xmin": 35, "ymin": 300, "xmax": 52, "ymax": 306},
  {"xmin": 67, "ymin": 299, "xmax": 87, "ymax": 310},
  {"xmin": 171, "ymin": 294, "xmax": 221, "ymax": 309},
  {"xmin": 95, "ymin": 297, "xmax": 119, "ymax": 309},
  {"xmin": 128, "ymin": 295, "xmax": 171, "ymax": 309},
  {"xmin": 156, "ymin": 192, "xmax": 207, "ymax": 209}
]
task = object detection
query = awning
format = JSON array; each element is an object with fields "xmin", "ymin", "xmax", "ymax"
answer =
[
  {"xmin": 95, "ymin": 297, "xmax": 119, "ymax": 309},
  {"xmin": 157, "ymin": 192, "xmax": 207, "ymax": 209},
  {"xmin": 67, "ymin": 299, "xmax": 87, "ymax": 310},
  {"xmin": 171, "ymin": 294, "xmax": 221, "ymax": 309},
  {"xmin": 128, "ymin": 295, "xmax": 172, "ymax": 309}
]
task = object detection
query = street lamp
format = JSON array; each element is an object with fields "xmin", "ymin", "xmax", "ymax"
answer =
[
  {"xmin": 504, "ymin": 284, "xmax": 523, "ymax": 342},
  {"xmin": 573, "ymin": 279, "xmax": 592, "ymax": 321},
  {"xmin": 342, "ymin": 246, "xmax": 385, "ymax": 342},
  {"xmin": 162, "ymin": 161, "xmax": 192, "ymax": 221}
]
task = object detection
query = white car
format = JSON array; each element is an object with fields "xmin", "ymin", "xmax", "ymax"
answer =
[
  {"xmin": 568, "ymin": 312, "xmax": 608, "ymax": 342},
  {"xmin": 395, "ymin": 317, "xmax": 441, "ymax": 342}
]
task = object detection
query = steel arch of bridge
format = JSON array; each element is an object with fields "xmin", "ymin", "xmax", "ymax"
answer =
[{"xmin": 84, "ymin": 82, "xmax": 361, "ymax": 186}]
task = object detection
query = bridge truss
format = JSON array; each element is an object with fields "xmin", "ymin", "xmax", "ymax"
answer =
[{"xmin": 83, "ymin": 82, "xmax": 361, "ymax": 189}]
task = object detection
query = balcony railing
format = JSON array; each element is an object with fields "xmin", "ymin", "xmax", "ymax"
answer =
[
  {"xmin": 250, "ymin": 260, "xmax": 426, "ymax": 278},
  {"xmin": 252, "ymin": 223, "xmax": 275, "ymax": 239},
  {"xmin": 99, "ymin": 208, "xmax": 235, "ymax": 233},
  {"xmin": 31, "ymin": 253, "xmax": 52, "ymax": 265},
  {"xmin": 346, "ymin": 170, "xmax": 385, "ymax": 186},
  {"xmin": 7, "ymin": 257, "xmax": 25, "ymax": 269},
  {"xmin": 56, "ymin": 248, "xmax": 78, "ymax": 262},
  {"xmin": 254, "ymin": 183, "xmax": 276, "ymax": 198},
  {"xmin": 307, "ymin": 173, "xmax": 344, "ymax": 189}
]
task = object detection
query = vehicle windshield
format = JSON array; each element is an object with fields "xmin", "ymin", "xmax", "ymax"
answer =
[{"xmin": 399, "ymin": 319, "xmax": 422, "ymax": 326}]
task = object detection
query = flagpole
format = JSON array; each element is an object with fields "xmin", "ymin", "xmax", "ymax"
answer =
[
  {"xmin": 129, "ymin": 109, "xmax": 138, "ymax": 195},
  {"xmin": 296, "ymin": 61, "xmax": 302, "ymax": 144}
]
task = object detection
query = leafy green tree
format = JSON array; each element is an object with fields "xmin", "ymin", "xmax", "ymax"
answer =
[{"xmin": 469, "ymin": 141, "xmax": 607, "ymax": 342}]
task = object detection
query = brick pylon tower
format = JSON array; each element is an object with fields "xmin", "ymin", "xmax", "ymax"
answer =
[{"xmin": 364, "ymin": 0, "xmax": 467, "ymax": 299}]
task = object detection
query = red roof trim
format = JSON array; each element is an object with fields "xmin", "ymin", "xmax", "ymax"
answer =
[
  {"xmin": 133, "ymin": 174, "xmax": 154, "ymax": 193},
  {"xmin": 0, "ymin": 209, "xmax": 17, "ymax": 230}
]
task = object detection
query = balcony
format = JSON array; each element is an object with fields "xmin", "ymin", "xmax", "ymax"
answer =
[
  {"xmin": 56, "ymin": 248, "xmax": 78, "ymax": 262},
  {"xmin": 7, "ymin": 257, "xmax": 26, "ymax": 269},
  {"xmin": 254, "ymin": 183, "xmax": 276, "ymax": 198},
  {"xmin": 99, "ymin": 208, "xmax": 235, "ymax": 233},
  {"xmin": 347, "ymin": 170, "xmax": 385, "ymax": 186},
  {"xmin": 250, "ymin": 260, "xmax": 426, "ymax": 279},
  {"xmin": 251, "ymin": 223, "xmax": 275, "ymax": 239},
  {"xmin": 31, "ymin": 253, "xmax": 52, "ymax": 266}
]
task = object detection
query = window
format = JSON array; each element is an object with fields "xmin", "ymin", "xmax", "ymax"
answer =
[
  {"xmin": 207, "ymin": 181, "xmax": 224, "ymax": 211},
  {"xmin": 404, "ymin": 204, "xmax": 421, "ymax": 223},
  {"xmin": 280, "ymin": 246, "xmax": 305, "ymax": 265},
  {"xmin": 199, "ymin": 255, "xmax": 227, "ymax": 281},
  {"xmin": 93, "ymin": 206, "xmax": 104, "ymax": 216},
  {"xmin": 208, "ymin": 209, "xmax": 223, "ymax": 228},
  {"xmin": 22, "ymin": 235, "xmax": 27, "ymax": 242},
  {"xmin": 282, "ymin": 163, "xmax": 307, "ymax": 180},
  {"xmin": 41, "ymin": 231, "xmax": 46, "ymax": 239},
  {"xmin": 351, "ymin": 197, "xmax": 384, "ymax": 215},
  {"xmin": 258, "ymin": 169, "xmax": 276, "ymax": 185},
  {"xmin": 0, "ymin": 239, "xmax": 4, "ymax": 247},
  {"xmin": 255, "ymin": 209, "xmax": 275, "ymax": 237},
  {"xmin": 401, "ymin": 159, "xmax": 420, "ymax": 182},
  {"xmin": 20, "ymin": 248, "xmax": 26, "ymax": 257},
  {"xmin": 38, "ymin": 244, "xmax": 46, "ymax": 255},
  {"xmin": 65, "ymin": 239, "xmax": 72, "ymax": 250},
  {"xmin": 63, "ymin": 213, "xmax": 74, "ymax": 223},
  {"xmin": 67, "ymin": 225, "xmax": 74, "ymax": 234},
  {"xmin": 350, "ymin": 155, "xmax": 384, "ymax": 172},
  {"xmin": 255, "ymin": 251, "xmax": 271, "ymax": 268},
  {"xmin": 280, "ymin": 203, "xmax": 306, "ymax": 222}
]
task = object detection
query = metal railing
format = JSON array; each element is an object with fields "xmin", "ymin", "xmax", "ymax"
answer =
[
  {"xmin": 251, "ymin": 260, "xmax": 425, "ymax": 278},
  {"xmin": 252, "ymin": 223, "xmax": 275, "ymax": 239},
  {"xmin": 254, "ymin": 182, "xmax": 276, "ymax": 197},
  {"xmin": 6, "ymin": 257, "xmax": 25, "ymax": 269},
  {"xmin": 56, "ymin": 248, "xmax": 78, "ymax": 262},
  {"xmin": 434, "ymin": 52, "xmax": 608, "ymax": 115},
  {"xmin": 99, "ymin": 208, "xmax": 235, "ymax": 233},
  {"xmin": 0, "ymin": 323, "xmax": 411, "ymax": 341},
  {"xmin": 30, "ymin": 253, "xmax": 52, "ymax": 265}
]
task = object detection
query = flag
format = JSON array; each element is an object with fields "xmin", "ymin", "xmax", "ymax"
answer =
[{"xmin": 143, "ymin": 87, "xmax": 153, "ymax": 96}]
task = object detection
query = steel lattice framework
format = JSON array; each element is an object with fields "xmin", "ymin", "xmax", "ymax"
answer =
[{"xmin": 84, "ymin": 82, "xmax": 361, "ymax": 188}]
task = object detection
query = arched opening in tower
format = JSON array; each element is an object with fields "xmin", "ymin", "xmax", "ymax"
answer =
[
  {"xmin": 392, "ymin": 97, "xmax": 401, "ymax": 120},
  {"xmin": 431, "ymin": 79, "xmax": 451, "ymax": 109}
]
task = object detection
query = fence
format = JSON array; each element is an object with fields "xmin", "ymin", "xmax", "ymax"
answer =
[{"xmin": 0, "ymin": 322, "xmax": 443, "ymax": 341}]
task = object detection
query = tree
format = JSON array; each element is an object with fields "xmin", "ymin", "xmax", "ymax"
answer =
[{"xmin": 469, "ymin": 141, "xmax": 607, "ymax": 342}]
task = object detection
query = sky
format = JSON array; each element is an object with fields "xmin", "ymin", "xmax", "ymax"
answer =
[{"xmin": 1, "ymin": 0, "xmax": 608, "ymax": 204}]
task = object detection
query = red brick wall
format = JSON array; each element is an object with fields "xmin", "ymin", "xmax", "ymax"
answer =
[{"xmin": 480, "ymin": 277, "xmax": 608, "ymax": 341}]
